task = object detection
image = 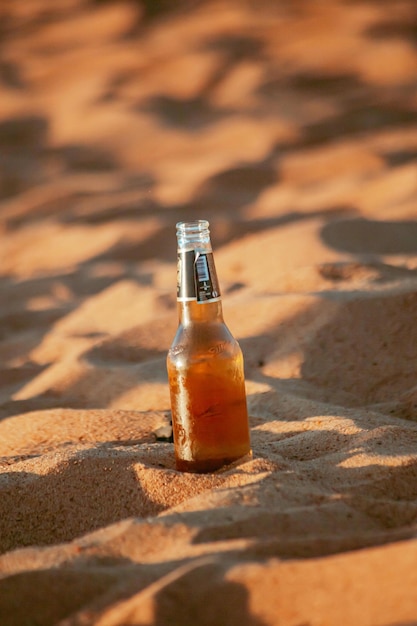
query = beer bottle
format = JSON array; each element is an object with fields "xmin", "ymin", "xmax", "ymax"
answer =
[{"xmin": 167, "ymin": 220, "xmax": 251, "ymax": 473}]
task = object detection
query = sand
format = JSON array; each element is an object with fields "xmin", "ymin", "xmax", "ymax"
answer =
[{"xmin": 1, "ymin": 0, "xmax": 417, "ymax": 624}]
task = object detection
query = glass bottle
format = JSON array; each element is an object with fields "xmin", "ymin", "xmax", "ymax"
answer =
[{"xmin": 167, "ymin": 220, "xmax": 251, "ymax": 472}]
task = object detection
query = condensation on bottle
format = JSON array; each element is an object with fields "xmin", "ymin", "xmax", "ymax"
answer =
[{"xmin": 166, "ymin": 220, "xmax": 252, "ymax": 473}]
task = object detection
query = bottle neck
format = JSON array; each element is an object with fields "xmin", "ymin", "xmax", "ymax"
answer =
[
  {"xmin": 177, "ymin": 299, "xmax": 224, "ymax": 325},
  {"xmin": 176, "ymin": 220, "xmax": 223, "ymax": 325}
]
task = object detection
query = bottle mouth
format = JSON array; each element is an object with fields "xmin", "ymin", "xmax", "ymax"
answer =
[
  {"xmin": 176, "ymin": 220, "xmax": 209, "ymax": 234},
  {"xmin": 176, "ymin": 220, "xmax": 210, "ymax": 246}
]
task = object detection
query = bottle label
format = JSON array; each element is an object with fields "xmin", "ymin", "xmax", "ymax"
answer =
[{"xmin": 177, "ymin": 250, "xmax": 221, "ymax": 302}]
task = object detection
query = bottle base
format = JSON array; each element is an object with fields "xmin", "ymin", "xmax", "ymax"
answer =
[{"xmin": 175, "ymin": 450, "xmax": 252, "ymax": 474}]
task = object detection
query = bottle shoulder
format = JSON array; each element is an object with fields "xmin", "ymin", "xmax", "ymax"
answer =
[{"xmin": 167, "ymin": 320, "xmax": 242, "ymax": 365}]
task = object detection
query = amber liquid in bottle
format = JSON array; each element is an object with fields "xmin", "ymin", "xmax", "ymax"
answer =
[{"xmin": 167, "ymin": 220, "xmax": 251, "ymax": 473}]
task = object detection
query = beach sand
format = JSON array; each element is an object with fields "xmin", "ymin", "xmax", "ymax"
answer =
[{"xmin": 1, "ymin": 1, "xmax": 417, "ymax": 624}]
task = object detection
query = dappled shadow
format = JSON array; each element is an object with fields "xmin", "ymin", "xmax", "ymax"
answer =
[
  {"xmin": 303, "ymin": 101, "xmax": 417, "ymax": 147},
  {"xmin": 0, "ymin": 362, "xmax": 49, "ymax": 410},
  {"xmin": 301, "ymin": 290, "xmax": 417, "ymax": 405},
  {"xmin": 321, "ymin": 218, "xmax": 417, "ymax": 256},
  {"xmin": 257, "ymin": 70, "xmax": 365, "ymax": 111},
  {"xmin": 0, "ymin": 304, "xmax": 67, "ymax": 342},
  {"xmin": 137, "ymin": 31, "xmax": 265, "ymax": 130},
  {"xmin": 190, "ymin": 163, "xmax": 279, "ymax": 211},
  {"xmin": 0, "ymin": 569, "xmax": 119, "ymax": 626},
  {"xmin": 80, "ymin": 204, "xmax": 351, "ymax": 265},
  {"xmin": 0, "ymin": 60, "xmax": 27, "ymax": 89},
  {"xmin": 382, "ymin": 148, "xmax": 417, "ymax": 167},
  {"xmin": 0, "ymin": 115, "xmax": 49, "ymax": 199},
  {"xmin": 84, "ymin": 315, "xmax": 176, "ymax": 365},
  {"xmin": 138, "ymin": 94, "xmax": 233, "ymax": 131},
  {"xmin": 0, "ymin": 115, "xmax": 47, "ymax": 149},
  {"xmin": 287, "ymin": 71, "xmax": 363, "ymax": 96},
  {"xmin": 119, "ymin": 0, "xmax": 203, "ymax": 29},
  {"xmin": 151, "ymin": 561, "xmax": 268, "ymax": 626},
  {"xmin": 238, "ymin": 270, "xmax": 417, "ymax": 413},
  {"xmin": 47, "ymin": 143, "xmax": 118, "ymax": 173},
  {"xmin": 0, "ymin": 448, "xmax": 168, "ymax": 554},
  {"xmin": 365, "ymin": 16, "xmax": 417, "ymax": 45},
  {"xmin": 201, "ymin": 32, "xmax": 265, "ymax": 61},
  {"xmin": 344, "ymin": 458, "xmax": 417, "ymax": 528},
  {"xmin": 0, "ymin": 438, "xmax": 262, "ymax": 558},
  {"xmin": 190, "ymin": 428, "xmax": 417, "ymax": 558}
]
